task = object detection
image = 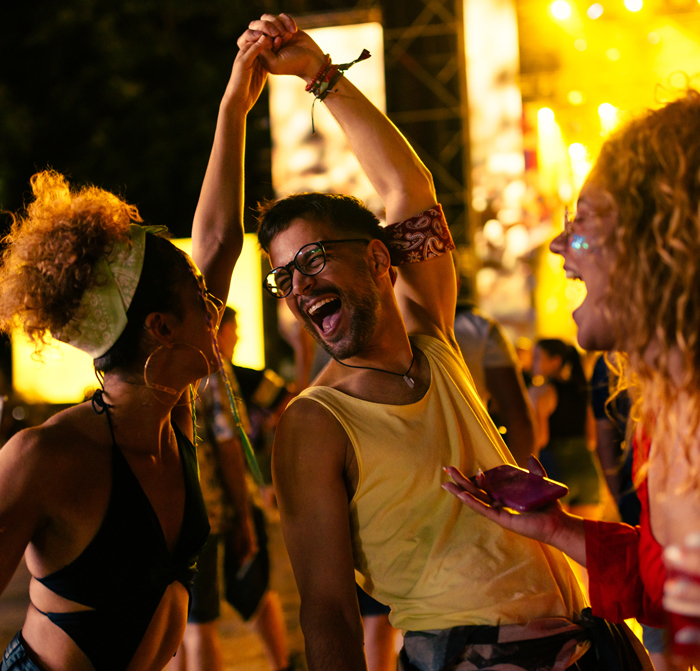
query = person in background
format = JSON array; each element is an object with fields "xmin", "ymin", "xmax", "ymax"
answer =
[
  {"xmin": 529, "ymin": 339, "xmax": 602, "ymax": 521},
  {"xmin": 590, "ymin": 354, "xmax": 637, "ymax": 524},
  {"xmin": 454, "ymin": 306, "xmax": 536, "ymax": 467},
  {"xmin": 452, "ymin": 251, "xmax": 536, "ymax": 467},
  {"xmin": 170, "ymin": 306, "xmax": 299, "ymax": 671},
  {"xmin": 516, "ymin": 337, "xmax": 535, "ymax": 388}
]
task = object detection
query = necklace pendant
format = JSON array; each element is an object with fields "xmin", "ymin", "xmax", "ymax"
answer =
[{"xmin": 403, "ymin": 374, "xmax": 415, "ymax": 388}]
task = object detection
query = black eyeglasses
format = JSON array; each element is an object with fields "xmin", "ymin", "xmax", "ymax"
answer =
[{"xmin": 263, "ymin": 239, "xmax": 369, "ymax": 298}]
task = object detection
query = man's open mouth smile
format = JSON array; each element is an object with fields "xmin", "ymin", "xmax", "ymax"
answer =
[{"xmin": 306, "ymin": 295, "xmax": 342, "ymax": 333}]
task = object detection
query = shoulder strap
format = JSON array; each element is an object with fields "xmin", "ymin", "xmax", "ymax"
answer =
[{"xmin": 91, "ymin": 389, "xmax": 118, "ymax": 448}]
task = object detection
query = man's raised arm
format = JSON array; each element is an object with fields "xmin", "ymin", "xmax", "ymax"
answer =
[{"xmin": 242, "ymin": 14, "xmax": 457, "ymax": 342}]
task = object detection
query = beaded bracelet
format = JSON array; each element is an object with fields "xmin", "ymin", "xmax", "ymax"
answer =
[
  {"xmin": 307, "ymin": 49, "xmax": 372, "ymax": 133},
  {"xmin": 305, "ymin": 54, "xmax": 332, "ymax": 93}
]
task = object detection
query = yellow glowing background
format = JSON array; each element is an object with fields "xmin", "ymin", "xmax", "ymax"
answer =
[
  {"xmin": 468, "ymin": 0, "xmax": 700, "ymax": 346},
  {"xmin": 13, "ymin": 234, "xmax": 264, "ymax": 404},
  {"xmin": 530, "ymin": 7, "xmax": 700, "ymax": 343},
  {"xmin": 173, "ymin": 236, "xmax": 264, "ymax": 371}
]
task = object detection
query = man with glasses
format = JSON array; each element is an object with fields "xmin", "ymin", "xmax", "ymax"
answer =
[{"xmin": 238, "ymin": 14, "xmax": 597, "ymax": 671}]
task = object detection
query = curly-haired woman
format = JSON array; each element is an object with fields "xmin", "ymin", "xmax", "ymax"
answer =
[
  {"xmin": 444, "ymin": 90, "xmax": 700, "ymax": 667},
  {"xmin": 0, "ymin": 32, "xmax": 271, "ymax": 671}
]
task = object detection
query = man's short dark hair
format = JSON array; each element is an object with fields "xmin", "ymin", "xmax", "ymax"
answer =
[{"xmin": 256, "ymin": 193, "xmax": 385, "ymax": 253}]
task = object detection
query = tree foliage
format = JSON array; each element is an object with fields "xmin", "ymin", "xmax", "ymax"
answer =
[{"xmin": 0, "ymin": 0, "xmax": 282, "ymax": 236}]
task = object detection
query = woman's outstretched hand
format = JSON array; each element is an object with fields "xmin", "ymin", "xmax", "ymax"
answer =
[
  {"xmin": 237, "ymin": 13, "xmax": 325, "ymax": 81},
  {"xmin": 442, "ymin": 455, "xmax": 588, "ymax": 565},
  {"xmin": 224, "ymin": 26, "xmax": 273, "ymax": 114}
]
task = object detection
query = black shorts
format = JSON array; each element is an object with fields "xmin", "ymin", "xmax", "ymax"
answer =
[
  {"xmin": 356, "ymin": 585, "xmax": 391, "ymax": 617},
  {"xmin": 2, "ymin": 633, "xmax": 42, "ymax": 671}
]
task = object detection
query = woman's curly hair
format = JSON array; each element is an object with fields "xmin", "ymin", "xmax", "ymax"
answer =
[
  {"xmin": 589, "ymin": 89, "xmax": 700, "ymax": 483},
  {"xmin": 0, "ymin": 170, "xmax": 140, "ymax": 347}
]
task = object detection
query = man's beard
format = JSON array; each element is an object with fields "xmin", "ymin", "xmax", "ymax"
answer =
[{"xmin": 299, "ymin": 270, "xmax": 380, "ymax": 361}]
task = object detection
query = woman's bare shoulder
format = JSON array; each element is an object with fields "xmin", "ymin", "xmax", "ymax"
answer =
[{"xmin": 2, "ymin": 402, "xmax": 106, "ymax": 474}]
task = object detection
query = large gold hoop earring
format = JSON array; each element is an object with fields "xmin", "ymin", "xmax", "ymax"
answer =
[{"xmin": 144, "ymin": 342, "xmax": 211, "ymax": 403}]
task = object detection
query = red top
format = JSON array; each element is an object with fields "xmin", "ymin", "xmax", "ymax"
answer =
[{"xmin": 585, "ymin": 431, "xmax": 668, "ymax": 627}]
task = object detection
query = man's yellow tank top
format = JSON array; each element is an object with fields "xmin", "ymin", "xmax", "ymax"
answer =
[{"xmin": 289, "ymin": 334, "xmax": 587, "ymax": 632}]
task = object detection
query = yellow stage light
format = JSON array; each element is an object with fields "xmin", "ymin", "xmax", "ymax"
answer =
[
  {"xmin": 173, "ymin": 237, "xmax": 265, "ymax": 371},
  {"xmin": 559, "ymin": 183, "xmax": 574, "ymax": 202},
  {"xmin": 568, "ymin": 141, "xmax": 591, "ymax": 190},
  {"xmin": 268, "ymin": 22, "xmax": 385, "ymax": 211},
  {"xmin": 647, "ymin": 32, "xmax": 660, "ymax": 44},
  {"xmin": 473, "ymin": 196, "xmax": 488, "ymax": 212},
  {"xmin": 598, "ymin": 102, "xmax": 618, "ymax": 135},
  {"xmin": 574, "ymin": 160, "xmax": 593, "ymax": 179},
  {"xmin": 503, "ymin": 179, "xmax": 527, "ymax": 204},
  {"xmin": 505, "ymin": 224, "xmax": 530, "ymax": 257},
  {"xmin": 483, "ymin": 219, "xmax": 505, "ymax": 246},
  {"xmin": 625, "ymin": 0, "xmax": 643, "ymax": 11},
  {"xmin": 568, "ymin": 143, "xmax": 587, "ymax": 160},
  {"xmin": 587, "ymin": 3, "xmax": 604, "ymax": 18},
  {"xmin": 568, "ymin": 90, "xmax": 585, "ymax": 105},
  {"xmin": 536, "ymin": 109, "xmax": 570, "ymax": 199},
  {"xmin": 576, "ymin": 160, "xmax": 592, "ymax": 175},
  {"xmin": 669, "ymin": 72, "xmax": 688, "ymax": 89},
  {"xmin": 537, "ymin": 107, "xmax": 556, "ymax": 130},
  {"xmin": 551, "ymin": 0, "xmax": 572, "ymax": 19},
  {"xmin": 575, "ymin": 39, "xmax": 588, "ymax": 51},
  {"xmin": 598, "ymin": 102, "xmax": 617, "ymax": 120},
  {"xmin": 12, "ymin": 339, "xmax": 95, "ymax": 404},
  {"xmin": 606, "ymin": 47, "xmax": 621, "ymax": 61}
]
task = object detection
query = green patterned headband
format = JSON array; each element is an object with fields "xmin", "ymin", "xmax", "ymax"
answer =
[{"xmin": 55, "ymin": 224, "xmax": 168, "ymax": 359}]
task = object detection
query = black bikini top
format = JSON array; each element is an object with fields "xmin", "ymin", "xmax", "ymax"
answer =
[{"xmin": 34, "ymin": 390, "xmax": 210, "ymax": 671}]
